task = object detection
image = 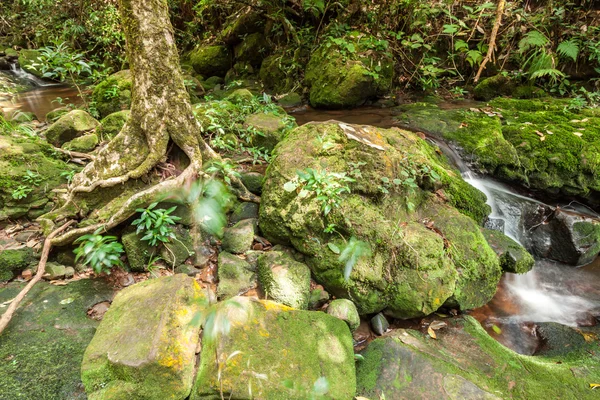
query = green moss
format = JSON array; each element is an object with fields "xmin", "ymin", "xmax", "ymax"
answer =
[
  {"xmin": 234, "ymin": 32, "xmax": 269, "ymax": 67},
  {"xmin": 121, "ymin": 230, "xmax": 153, "ymax": 272},
  {"xmin": 327, "ymin": 299, "xmax": 360, "ymax": 331},
  {"xmin": 217, "ymin": 252, "xmax": 256, "ymax": 299},
  {"xmin": 97, "ymin": 110, "xmax": 130, "ymax": 141},
  {"xmin": 473, "ymin": 74, "xmax": 516, "ymax": 101},
  {"xmin": 45, "ymin": 110, "xmax": 99, "ymax": 146},
  {"xmin": 260, "ymin": 55, "xmax": 296, "ymax": 93},
  {"xmin": 91, "ymin": 70, "xmax": 133, "ymax": 118},
  {"xmin": 244, "ymin": 112, "xmax": 295, "ymax": 151},
  {"xmin": 18, "ymin": 49, "xmax": 43, "ymax": 78},
  {"xmin": 257, "ymin": 250, "xmax": 311, "ymax": 309},
  {"xmin": 45, "ymin": 107, "xmax": 70, "ymax": 122},
  {"xmin": 62, "ymin": 133, "xmax": 99, "ymax": 152},
  {"xmin": 481, "ymin": 228, "xmax": 534, "ymax": 274},
  {"xmin": 191, "ymin": 298, "xmax": 356, "ymax": 399},
  {"xmin": 188, "ymin": 45, "xmax": 231, "ymax": 78},
  {"xmin": 0, "ymin": 248, "xmax": 34, "ymax": 281}
]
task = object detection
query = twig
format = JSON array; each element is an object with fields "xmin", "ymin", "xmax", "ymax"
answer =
[
  {"xmin": 0, "ymin": 220, "xmax": 74, "ymax": 335},
  {"xmin": 52, "ymin": 146, "xmax": 96, "ymax": 161},
  {"xmin": 474, "ymin": 0, "xmax": 506, "ymax": 83}
]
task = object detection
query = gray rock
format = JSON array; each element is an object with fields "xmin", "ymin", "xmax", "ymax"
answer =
[
  {"xmin": 160, "ymin": 225, "xmax": 195, "ymax": 267},
  {"xmin": 222, "ymin": 219, "xmax": 255, "ymax": 254},
  {"xmin": 257, "ymin": 250, "xmax": 311, "ymax": 309},
  {"xmin": 217, "ymin": 252, "xmax": 256, "ymax": 299},
  {"xmin": 44, "ymin": 262, "xmax": 66, "ymax": 280},
  {"xmin": 239, "ymin": 171, "xmax": 264, "ymax": 195},
  {"xmin": 175, "ymin": 264, "xmax": 200, "ymax": 276},
  {"xmin": 327, "ymin": 299, "xmax": 360, "ymax": 331},
  {"xmin": 230, "ymin": 202, "xmax": 259, "ymax": 223},
  {"xmin": 64, "ymin": 266, "xmax": 75, "ymax": 279},
  {"xmin": 371, "ymin": 313, "xmax": 389, "ymax": 336}
]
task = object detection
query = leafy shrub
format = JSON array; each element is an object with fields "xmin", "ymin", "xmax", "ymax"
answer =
[
  {"xmin": 73, "ymin": 229, "xmax": 124, "ymax": 274},
  {"xmin": 131, "ymin": 202, "xmax": 181, "ymax": 247}
]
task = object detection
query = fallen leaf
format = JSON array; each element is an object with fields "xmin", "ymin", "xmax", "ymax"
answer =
[
  {"xmin": 429, "ymin": 320, "xmax": 447, "ymax": 330},
  {"xmin": 590, "ymin": 383, "xmax": 600, "ymax": 389},
  {"xmin": 573, "ymin": 132, "xmax": 583, "ymax": 137},
  {"xmin": 492, "ymin": 325, "xmax": 502, "ymax": 334},
  {"xmin": 546, "ymin": 130, "xmax": 554, "ymax": 135},
  {"xmin": 327, "ymin": 242, "xmax": 341, "ymax": 254},
  {"xmin": 427, "ymin": 326, "xmax": 437, "ymax": 339}
]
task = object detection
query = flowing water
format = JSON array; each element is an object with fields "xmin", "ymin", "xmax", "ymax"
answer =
[{"xmin": 0, "ymin": 66, "xmax": 80, "ymax": 120}]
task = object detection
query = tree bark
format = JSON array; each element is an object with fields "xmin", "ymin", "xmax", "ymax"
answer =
[{"xmin": 40, "ymin": 0, "xmax": 257, "ymax": 246}]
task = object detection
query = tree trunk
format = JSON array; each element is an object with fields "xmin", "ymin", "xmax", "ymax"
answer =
[{"xmin": 41, "ymin": 0, "xmax": 255, "ymax": 246}]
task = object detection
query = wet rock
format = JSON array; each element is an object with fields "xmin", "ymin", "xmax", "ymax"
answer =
[
  {"xmin": 327, "ymin": 299, "xmax": 361, "ymax": 331},
  {"xmin": 308, "ymin": 287, "xmax": 330, "ymax": 309},
  {"xmin": 371, "ymin": 313, "xmax": 389, "ymax": 336},
  {"xmin": 0, "ymin": 247, "xmax": 35, "ymax": 281},
  {"xmin": 121, "ymin": 230, "xmax": 153, "ymax": 272},
  {"xmin": 0, "ymin": 279, "xmax": 114, "ymax": 399},
  {"xmin": 96, "ymin": 110, "xmax": 130, "ymax": 141},
  {"xmin": 44, "ymin": 262, "xmax": 66, "ymax": 280},
  {"xmin": 482, "ymin": 228, "xmax": 534, "ymax": 274},
  {"xmin": 356, "ymin": 316, "xmax": 599, "ymax": 399},
  {"xmin": 0, "ymin": 57, "xmax": 9, "ymax": 70},
  {"xmin": 239, "ymin": 171, "xmax": 264, "ymax": 195},
  {"xmin": 230, "ymin": 201, "xmax": 259, "ymax": 223},
  {"xmin": 191, "ymin": 297, "xmax": 356, "ymax": 399},
  {"xmin": 222, "ymin": 219, "xmax": 255, "ymax": 254},
  {"xmin": 45, "ymin": 110, "xmax": 99, "ymax": 147},
  {"xmin": 484, "ymin": 217, "xmax": 505, "ymax": 232},
  {"xmin": 82, "ymin": 275, "xmax": 207, "ymax": 399},
  {"xmin": 62, "ymin": 133, "xmax": 98, "ymax": 152},
  {"xmin": 188, "ymin": 45, "xmax": 231, "ymax": 78},
  {"xmin": 217, "ymin": 251, "xmax": 256, "ymax": 299},
  {"xmin": 257, "ymin": 250, "xmax": 311, "ymax": 309},
  {"xmin": 244, "ymin": 112, "xmax": 295, "ymax": 151}
]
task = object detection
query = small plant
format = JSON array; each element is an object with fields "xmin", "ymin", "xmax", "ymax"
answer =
[
  {"xmin": 23, "ymin": 170, "xmax": 42, "ymax": 186},
  {"xmin": 284, "ymin": 168, "xmax": 354, "ymax": 216},
  {"xmin": 11, "ymin": 185, "xmax": 33, "ymax": 200},
  {"xmin": 131, "ymin": 202, "xmax": 181, "ymax": 247},
  {"xmin": 60, "ymin": 170, "xmax": 76, "ymax": 184},
  {"xmin": 339, "ymin": 237, "xmax": 372, "ymax": 281},
  {"xmin": 205, "ymin": 160, "xmax": 241, "ymax": 185},
  {"xmin": 73, "ymin": 228, "xmax": 124, "ymax": 274}
]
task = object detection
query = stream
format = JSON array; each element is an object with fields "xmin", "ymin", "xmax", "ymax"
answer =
[{"xmin": 2, "ymin": 76, "xmax": 599, "ymax": 356}]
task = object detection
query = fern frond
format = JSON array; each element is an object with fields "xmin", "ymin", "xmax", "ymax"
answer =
[
  {"xmin": 557, "ymin": 40, "xmax": 579, "ymax": 62},
  {"xmin": 519, "ymin": 31, "xmax": 549, "ymax": 53}
]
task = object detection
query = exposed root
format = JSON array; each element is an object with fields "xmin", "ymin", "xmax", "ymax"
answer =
[{"xmin": 0, "ymin": 221, "xmax": 74, "ymax": 335}]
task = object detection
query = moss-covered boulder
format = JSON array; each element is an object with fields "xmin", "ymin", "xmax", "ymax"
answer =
[
  {"xmin": 482, "ymin": 228, "xmax": 534, "ymax": 274},
  {"xmin": 327, "ymin": 299, "xmax": 360, "ymax": 331},
  {"xmin": 160, "ymin": 225, "xmax": 194, "ymax": 267},
  {"xmin": 257, "ymin": 250, "xmax": 311, "ymax": 309},
  {"xmin": 96, "ymin": 110, "xmax": 130, "ymax": 141},
  {"xmin": 62, "ymin": 133, "xmax": 98, "ymax": 153},
  {"xmin": 260, "ymin": 55, "xmax": 295, "ymax": 93},
  {"xmin": 244, "ymin": 111, "xmax": 295, "ymax": 151},
  {"xmin": 191, "ymin": 297, "xmax": 356, "ymax": 399},
  {"xmin": 0, "ymin": 133, "xmax": 72, "ymax": 222},
  {"xmin": 356, "ymin": 316, "xmax": 600, "ymax": 399},
  {"xmin": 45, "ymin": 110, "xmax": 99, "ymax": 147},
  {"xmin": 219, "ymin": 11, "xmax": 263, "ymax": 45},
  {"xmin": 45, "ymin": 107, "xmax": 70, "ymax": 122},
  {"xmin": 222, "ymin": 219, "xmax": 255, "ymax": 254},
  {"xmin": 396, "ymin": 99, "xmax": 600, "ymax": 205},
  {"xmin": 259, "ymin": 122, "xmax": 501, "ymax": 318},
  {"xmin": 121, "ymin": 230, "xmax": 153, "ymax": 272},
  {"xmin": 473, "ymin": 74, "xmax": 516, "ymax": 101},
  {"xmin": 81, "ymin": 275, "xmax": 207, "ymax": 400},
  {"xmin": 188, "ymin": 45, "xmax": 231, "ymax": 78},
  {"xmin": 305, "ymin": 35, "xmax": 393, "ymax": 109},
  {"xmin": 240, "ymin": 171, "xmax": 264, "ymax": 195},
  {"xmin": 91, "ymin": 70, "xmax": 133, "ymax": 118},
  {"xmin": 217, "ymin": 251, "xmax": 256, "ymax": 299},
  {"xmin": 18, "ymin": 49, "xmax": 43, "ymax": 79},
  {"xmin": 0, "ymin": 247, "xmax": 35, "ymax": 281},
  {"xmin": 0, "ymin": 279, "xmax": 114, "ymax": 399},
  {"xmin": 234, "ymin": 33, "xmax": 269, "ymax": 67}
]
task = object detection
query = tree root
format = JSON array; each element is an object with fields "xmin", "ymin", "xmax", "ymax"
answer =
[{"xmin": 0, "ymin": 221, "xmax": 74, "ymax": 335}]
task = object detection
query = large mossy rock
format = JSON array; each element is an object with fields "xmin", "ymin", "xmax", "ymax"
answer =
[
  {"xmin": 91, "ymin": 70, "xmax": 133, "ymax": 118},
  {"xmin": 260, "ymin": 55, "xmax": 295, "ymax": 93},
  {"xmin": 0, "ymin": 133, "xmax": 72, "ymax": 222},
  {"xmin": 81, "ymin": 275, "xmax": 207, "ymax": 399},
  {"xmin": 356, "ymin": 316, "xmax": 600, "ymax": 399},
  {"xmin": 473, "ymin": 74, "xmax": 516, "ymax": 101},
  {"xmin": 0, "ymin": 279, "xmax": 114, "ymax": 399},
  {"xmin": 188, "ymin": 45, "xmax": 232, "ymax": 78},
  {"xmin": 96, "ymin": 110, "xmax": 130, "ymax": 141},
  {"xmin": 62, "ymin": 133, "xmax": 99, "ymax": 153},
  {"xmin": 259, "ymin": 122, "xmax": 501, "ymax": 318},
  {"xmin": 305, "ymin": 35, "xmax": 393, "ymax": 109},
  {"xmin": 482, "ymin": 229, "xmax": 534, "ymax": 274},
  {"xmin": 257, "ymin": 250, "xmax": 311, "ymax": 309},
  {"xmin": 191, "ymin": 297, "xmax": 356, "ymax": 399},
  {"xmin": 17, "ymin": 49, "xmax": 43, "ymax": 79},
  {"xmin": 45, "ymin": 110, "xmax": 100, "ymax": 147},
  {"xmin": 0, "ymin": 247, "xmax": 35, "ymax": 281},
  {"xmin": 244, "ymin": 111, "xmax": 295, "ymax": 151},
  {"xmin": 396, "ymin": 99, "xmax": 600, "ymax": 206},
  {"xmin": 234, "ymin": 33, "xmax": 269, "ymax": 67}
]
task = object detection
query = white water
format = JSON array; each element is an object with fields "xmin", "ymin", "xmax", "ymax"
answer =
[
  {"xmin": 463, "ymin": 172, "xmax": 600, "ymax": 327},
  {"xmin": 8, "ymin": 63, "xmax": 58, "ymax": 87}
]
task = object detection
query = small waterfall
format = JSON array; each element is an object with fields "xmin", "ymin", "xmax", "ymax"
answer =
[{"xmin": 8, "ymin": 63, "xmax": 58, "ymax": 87}]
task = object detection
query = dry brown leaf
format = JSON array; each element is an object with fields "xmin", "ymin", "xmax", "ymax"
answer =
[{"xmin": 427, "ymin": 326, "xmax": 437, "ymax": 339}]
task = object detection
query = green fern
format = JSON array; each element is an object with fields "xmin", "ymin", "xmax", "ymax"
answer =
[
  {"xmin": 519, "ymin": 31, "xmax": 549, "ymax": 53},
  {"xmin": 557, "ymin": 40, "xmax": 579, "ymax": 62}
]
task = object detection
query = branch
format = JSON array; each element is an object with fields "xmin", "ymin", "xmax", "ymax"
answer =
[
  {"xmin": 0, "ymin": 220, "xmax": 75, "ymax": 335},
  {"xmin": 52, "ymin": 146, "xmax": 96, "ymax": 161},
  {"xmin": 474, "ymin": 0, "xmax": 506, "ymax": 83}
]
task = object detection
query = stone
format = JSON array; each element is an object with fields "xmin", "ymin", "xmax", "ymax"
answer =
[
  {"xmin": 191, "ymin": 297, "xmax": 356, "ymax": 399},
  {"xmin": 239, "ymin": 171, "xmax": 264, "ymax": 195},
  {"xmin": 0, "ymin": 248, "xmax": 35, "ymax": 281},
  {"xmin": 257, "ymin": 250, "xmax": 311, "ymax": 309},
  {"xmin": 45, "ymin": 110, "xmax": 99, "ymax": 147},
  {"xmin": 234, "ymin": 32, "xmax": 269, "ymax": 67},
  {"xmin": 64, "ymin": 266, "xmax": 75, "ymax": 279},
  {"xmin": 481, "ymin": 228, "xmax": 534, "ymax": 274},
  {"xmin": 356, "ymin": 316, "xmax": 600, "ymax": 399},
  {"xmin": 160, "ymin": 225, "xmax": 194, "ymax": 267},
  {"xmin": 174, "ymin": 264, "xmax": 200, "ymax": 276},
  {"xmin": 308, "ymin": 287, "xmax": 330, "ymax": 309},
  {"xmin": 96, "ymin": 110, "xmax": 130, "ymax": 141},
  {"xmin": 230, "ymin": 202, "xmax": 259, "ymax": 223},
  {"xmin": 188, "ymin": 45, "xmax": 231, "ymax": 78},
  {"xmin": 278, "ymin": 92, "xmax": 303, "ymax": 108},
  {"xmin": 222, "ymin": 219, "xmax": 255, "ymax": 254},
  {"xmin": 473, "ymin": 74, "xmax": 516, "ymax": 101},
  {"xmin": 259, "ymin": 122, "xmax": 501, "ymax": 317},
  {"xmin": 45, "ymin": 107, "xmax": 70, "ymax": 122},
  {"xmin": 260, "ymin": 55, "xmax": 295, "ymax": 93},
  {"xmin": 201, "ymin": 76, "xmax": 224, "ymax": 91},
  {"xmin": 225, "ymin": 88, "xmax": 254, "ymax": 104},
  {"xmin": 121, "ymin": 230, "xmax": 154, "ymax": 272},
  {"xmin": 370, "ymin": 313, "xmax": 389, "ymax": 336},
  {"xmin": 0, "ymin": 279, "xmax": 114, "ymax": 399},
  {"xmin": 305, "ymin": 35, "xmax": 393, "ymax": 108},
  {"xmin": 217, "ymin": 251, "xmax": 256, "ymax": 299},
  {"xmin": 44, "ymin": 262, "xmax": 66, "ymax": 280},
  {"xmin": 91, "ymin": 70, "xmax": 132, "ymax": 118},
  {"xmin": 62, "ymin": 133, "xmax": 99, "ymax": 152},
  {"xmin": 81, "ymin": 275, "xmax": 207, "ymax": 399},
  {"xmin": 244, "ymin": 112, "xmax": 294, "ymax": 151},
  {"xmin": 327, "ymin": 299, "xmax": 361, "ymax": 331}
]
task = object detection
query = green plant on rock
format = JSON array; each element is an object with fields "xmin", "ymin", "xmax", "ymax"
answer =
[
  {"xmin": 284, "ymin": 168, "xmax": 354, "ymax": 216},
  {"xmin": 131, "ymin": 202, "xmax": 181, "ymax": 247},
  {"xmin": 11, "ymin": 185, "xmax": 33, "ymax": 200},
  {"xmin": 73, "ymin": 229, "xmax": 124, "ymax": 274},
  {"xmin": 206, "ymin": 160, "xmax": 241, "ymax": 185},
  {"xmin": 23, "ymin": 170, "xmax": 42, "ymax": 186},
  {"xmin": 60, "ymin": 170, "xmax": 76, "ymax": 184}
]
